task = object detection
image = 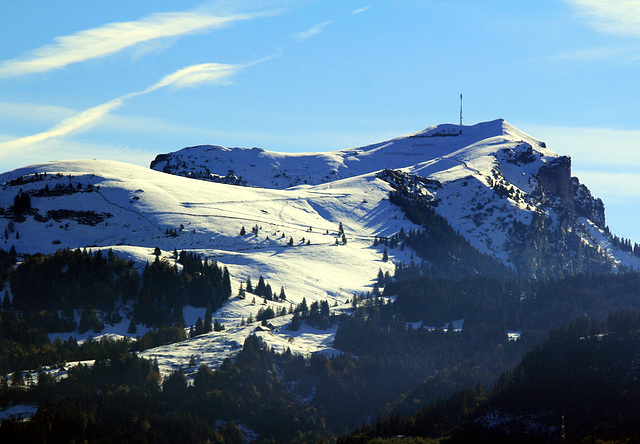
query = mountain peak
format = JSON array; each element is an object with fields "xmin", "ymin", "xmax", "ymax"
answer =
[
  {"xmin": 150, "ymin": 119, "xmax": 553, "ymax": 190},
  {"xmin": 147, "ymin": 120, "xmax": 640, "ymax": 273}
]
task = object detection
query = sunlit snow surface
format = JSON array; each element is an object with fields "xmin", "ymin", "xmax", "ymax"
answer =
[{"xmin": 1, "ymin": 119, "xmax": 638, "ymax": 377}]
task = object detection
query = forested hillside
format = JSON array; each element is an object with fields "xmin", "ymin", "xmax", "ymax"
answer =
[{"xmin": 340, "ymin": 311, "xmax": 640, "ymax": 443}]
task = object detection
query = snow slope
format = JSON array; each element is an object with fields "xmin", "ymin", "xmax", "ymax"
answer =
[
  {"xmin": 151, "ymin": 119, "xmax": 552, "ymax": 189},
  {"xmin": 0, "ymin": 159, "xmax": 415, "ymax": 372},
  {"xmin": 2, "ymin": 119, "xmax": 639, "ymax": 377},
  {"xmin": 0, "ymin": 159, "xmax": 409, "ymax": 299},
  {"xmin": 152, "ymin": 119, "xmax": 640, "ymax": 271}
]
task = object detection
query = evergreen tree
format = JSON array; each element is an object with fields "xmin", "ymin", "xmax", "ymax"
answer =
[
  {"xmin": 194, "ymin": 317, "xmax": 204, "ymax": 336},
  {"xmin": 382, "ymin": 248, "xmax": 389, "ymax": 262},
  {"xmin": 299, "ymin": 297, "xmax": 309, "ymax": 317},
  {"xmin": 256, "ymin": 276, "xmax": 267, "ymax": 297},
  {"xmin": 279, "ymin": 286, "xmax": 286, "ymax": 301},
  {"xmin": 204, "ymin": 308, "xmax": 213, "ymax": 333},
  {"xmin": 246, "ymin": 277, "xmax": 253, "ymax": 294},
  {"xmin": 320, "ymin": 300, "xmax": 330, "ymax": 318},
  {"xmin": 127, "ymin": 318, "xmax": 137, "ymax": 334},
  {"xmin": 289, "ymin": 313, "xmax": 301, "ymax": 331},
  {"xmin": 265, "ymin": 283, "xmax": 273, "ymax": 300},
  {"xmin": 11, "ymin": 369, "xmax": 24, "ymax": 387},
  {"xmin": 239, "ymin": 226, "xmax": 246, "ymax": 236},
  {"xmin": 222, "ymin": 267, "xmax": 232, "ymax": 298}
]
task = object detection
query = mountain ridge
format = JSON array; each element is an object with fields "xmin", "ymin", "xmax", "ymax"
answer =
[{"xmin": 150, "ymin": 119, "xmax": 636, "ymax": 273}]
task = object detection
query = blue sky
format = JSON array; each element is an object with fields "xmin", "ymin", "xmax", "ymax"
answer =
[{"xmin": 1, "ymin": 0, "xmax": 639, "ymax": 241}]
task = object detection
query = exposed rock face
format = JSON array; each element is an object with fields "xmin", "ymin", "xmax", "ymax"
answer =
[
  {"xmin": 573, "ymin": 177, "xmax": 605, "ymax": 228},
  {"xmin": 536, "ymin": 156, "xmax": 575, "ymax": 210},
  {"xmin": 533, "ymin": 155, "xmax": 605, "ymax": 228},
  {"xmin": 149, "ymin": 154, "xmax": 170, "ymax": 172}
]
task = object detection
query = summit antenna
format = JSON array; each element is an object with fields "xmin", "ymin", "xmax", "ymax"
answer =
[{"xmin": 459, "ymin": 94, "xmax": 463, "ymax": 126}]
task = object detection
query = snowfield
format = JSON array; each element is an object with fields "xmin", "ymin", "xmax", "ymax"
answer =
[
  {"xmin": 1, "ymin": 119, "xmax": 638, "ymax": 378},
  {"xmin": 0, "ymin": 159, "xmax": 411, "ymax": 375}
]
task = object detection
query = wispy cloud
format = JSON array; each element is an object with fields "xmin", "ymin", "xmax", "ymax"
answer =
[
  {"xmin": 149, "ymin": 63, "xmax": 240, "ymax": 90},
  {"xmin": 0, "ymin": 101, "xmax": 76, "ymax": 124},
  {"xmin": 0, "ymin": 62, "xmax": 244, "ymax": 155},
  {"xmin": 0, "ymin": 98, "xmax": 129, "ymax": 151},
  {"xmin": 546, "ymin": 45, "xmax": 640, "ymax": 63},
  {"xmin": 576, "ymin": 171, "xmax": 640, "ymax": 197},
  {"xmin": 294, "ymin": 20, "xmax": 332, "ymax": 40},
  {"xmin": 0, "ymin": 11, "xmax": 258, "ymax": 78},
  {"xmin": 351, "ymin": 6, "xmax": 372, "ymax": 15},
  {"xmin": 525, "ymin": 123, "xmax": 640, "ymax": 168},
  {"xmin": 0, "ymin": 134, "xmax": 155, "ymax": 172},
  {"xmin": 565, "ymin": 0, "xmax": 640, "ymax": 38}
]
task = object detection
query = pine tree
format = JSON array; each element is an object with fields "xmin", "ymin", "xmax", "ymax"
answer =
[
  {"xmin": 204, "ymin": 308, "xmax": 213, "ymax": 333},
  {"xmin": 127, "ymin": 317, "xmax": 137, "ymax": 334},
  {"xmin": 289, "ymin": 313, "xmax": 301, "ymax": 331},
  {"xmin": 383, "ymin": 247, "xmax": 389, "ymax": 262},
  {"xmin": 194, "ymin": 317, "xmax": 204, "ymax": 336},
  {"xmin": 246, "ymin": 277, "xmax": 253, "ymax": 294},
  {"xmin": 279, "ymin": 286, "xmax": 286, "ymax": 301},
  {"xmin": 256, "ymin": 276, "xmax": 266, "ymax": 297},
  {"xmin": 222, "ymin": 267, "xmax": 232, "ymax": 298},
  {"xmin": 288, "ymin": 236, "xmax": 294, "ymax": 246},
  {"xmin": 299, "ymin": 297, "xmax": 309, "ymax": 316},
  {"xmin": 265, "ymin": 283, "xmax": 273, "ymax": 300},
  {"xmin": 239, "ymin": 226, "xmax": 246, "ymax": 236}
]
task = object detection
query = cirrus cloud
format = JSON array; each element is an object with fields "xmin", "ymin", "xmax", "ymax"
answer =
[
  {"xmin": 294, "ymin": 20, "xmax": 333, "ymax": 41},
  {"xmin": 0, "ymin": 11, "xmax": 259, "ymax": 78},
  {"xmin": 565, "ymin": 0, "xmax": 640, "ymax": 38},
  {"xmin": 0, "ymin": 62, "xmax": 244, "ymax": 155}
]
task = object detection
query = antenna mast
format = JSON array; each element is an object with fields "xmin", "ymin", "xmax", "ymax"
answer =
[{"xmin": 459, "ymin": 93, "xmax": 463, "ymax": 126}]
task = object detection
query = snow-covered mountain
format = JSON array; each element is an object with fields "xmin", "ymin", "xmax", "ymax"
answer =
[
  {"xmin": 152, "ymin": 119, "xmax": 639, "ymax": 274},
  {"xmin": 2, "ymin": 119, "xmax": 639, "ymax": 375}
]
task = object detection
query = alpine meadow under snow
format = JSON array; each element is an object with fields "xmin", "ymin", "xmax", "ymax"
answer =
[
  {"xmin": 2, "ymin": 119, "xmax": 639, "ymax": 371},
  {"xmin": 3, "ymin": 120, "xmax": 640, "ymax": 440}
]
